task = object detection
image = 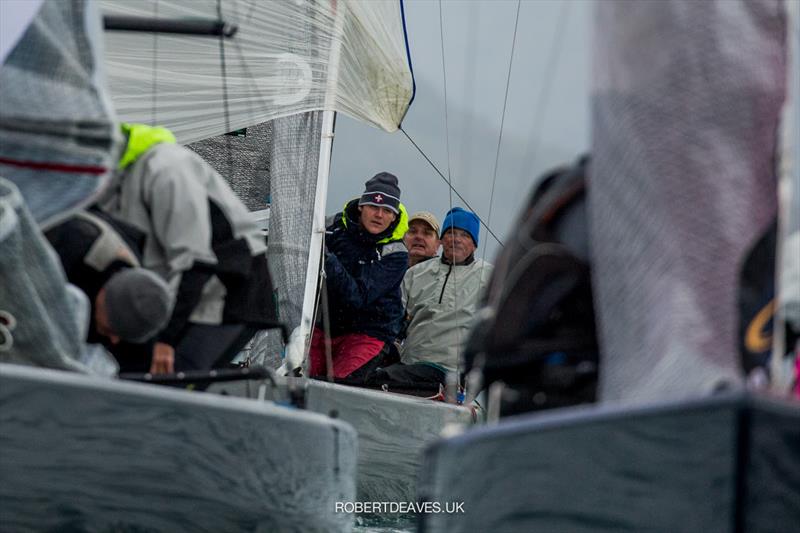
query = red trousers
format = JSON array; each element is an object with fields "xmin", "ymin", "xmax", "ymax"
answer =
[{"xmin": 308, "ymin": 328, "xmax": 385, "ymax": 379}]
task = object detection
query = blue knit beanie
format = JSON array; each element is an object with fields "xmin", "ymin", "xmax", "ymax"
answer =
[{"xmin": 441, "ymin": 207, "xmax": 480, "ymax": 246}]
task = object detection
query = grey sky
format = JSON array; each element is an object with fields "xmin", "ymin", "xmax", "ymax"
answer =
[{"xmin": 329, "ymin": 0, "xmax": 592, "ymax": 260}]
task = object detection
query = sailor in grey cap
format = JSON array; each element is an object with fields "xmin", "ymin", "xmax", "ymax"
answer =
[
  {"xmin": 95, "ymin": 268, "xmax": 173, "ymax": 345},
  {"xmin": 404, "ymin": 211, "xmax": 441, "ymax": 267}
]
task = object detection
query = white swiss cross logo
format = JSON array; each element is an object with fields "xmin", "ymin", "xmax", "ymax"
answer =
[{"xmin": 375, "ymin": 194, "xmax": 383, "ymax": 203}]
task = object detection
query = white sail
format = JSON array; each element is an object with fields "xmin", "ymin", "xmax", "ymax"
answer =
[
  {"xmin": 773, "ymin": 0, "xmax": 800, "ymax": 392},
  {"xmin": 98, "ymin": 0, "xmax": 414, "ymax": 143},
  {"xmin": 591, "ymin": 0, "xmax": 787, "ymax": 403}
]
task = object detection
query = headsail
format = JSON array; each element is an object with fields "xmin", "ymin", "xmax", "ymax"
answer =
[
  {"xmin": 99, "ymin": 0, "xmax": 414, "ymax": 143},
  {"xmin": 168, "ymin": 2, "xmax": 416, "ymax": 369}
]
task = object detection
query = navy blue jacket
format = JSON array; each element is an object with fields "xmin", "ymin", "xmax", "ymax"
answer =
[{"xmin": 324, "ymin": 199, "xmax": 409, "ymax": 342}]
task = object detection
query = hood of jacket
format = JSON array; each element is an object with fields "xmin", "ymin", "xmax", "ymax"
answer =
[{"xmin": 118, "ymin": 123, "xmax": 176, "ymax": 170}]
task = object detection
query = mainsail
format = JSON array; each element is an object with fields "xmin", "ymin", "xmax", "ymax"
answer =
[
  {"xmin": 187, "ymin": 113, "xmax": 326, "ymax": 369},
  {"xmin": 99, "ymin": 0, "xmax": 414, "ymax": 143}
]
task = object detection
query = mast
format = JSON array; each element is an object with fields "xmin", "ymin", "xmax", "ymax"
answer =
[{"xmin": 297, "ymin": 1, "xmax": 347, "ymax": 368}]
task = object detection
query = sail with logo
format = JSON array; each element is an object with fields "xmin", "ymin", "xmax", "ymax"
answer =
[
  {"xmin": 100, "ymin": 0, "xmax": 416, "ymax": 373},
  {"xmin": 102, "ymin": 1, "xmax": 479, "ymax": 505}
]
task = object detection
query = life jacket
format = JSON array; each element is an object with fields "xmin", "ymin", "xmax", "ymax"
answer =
[{"xmin": 464, "ymin": 155, "xmax": 598, "ymax": 415}]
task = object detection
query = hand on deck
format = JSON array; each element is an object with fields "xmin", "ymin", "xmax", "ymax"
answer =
[{"xmin": 150, "ymin": 342, "xmax": 175, "ymax": 374}]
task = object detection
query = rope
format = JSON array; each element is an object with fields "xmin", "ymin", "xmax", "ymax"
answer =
[
  {"xmin": 437, "ymin": 0, "xmax": 463, "ymax": 397},
  {"xmin": 399, "ymin": 127, "xmax": 504, "ymax": 247}
]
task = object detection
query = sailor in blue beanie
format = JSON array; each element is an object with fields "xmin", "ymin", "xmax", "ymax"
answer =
[
  {"xmin": 441, "ymin": 207, "xmax": 480, "ymax": 247},
  {"xmin": 369, "ymin": 206, "xmax": 493, "ymax": 389}
]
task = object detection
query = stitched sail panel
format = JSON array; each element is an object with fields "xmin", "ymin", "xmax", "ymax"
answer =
[{"xmin": 99, "ymin": 0, "xmax": 414, "ymax": 142}]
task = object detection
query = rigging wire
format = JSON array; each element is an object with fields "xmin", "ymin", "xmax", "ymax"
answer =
[
  {"xmin": 399, "ymin": 126, "xmax": 504, "ymax": 247},
  {"xmin": 480, "ymin": 0, "xmax": 521, "ymax": 265},
  {"xmin": 519, "ymin": 0, "xmax": 571, "ymax": 189},
  {"xmin": 438, "ymin": 0, "xmax": 455, "ymax": 214},
  {"xmin": 437, "ymin": 0, "xmax": 462, "ymax": 397}
]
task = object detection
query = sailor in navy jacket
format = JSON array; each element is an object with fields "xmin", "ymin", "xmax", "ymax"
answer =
[
  {"xmin": 309, "ymin": 191, "xmax": 409, "ymax": 380},
  {"xmin": 325, "ymin": 198, "xmax": 409, "ymax": 342}
]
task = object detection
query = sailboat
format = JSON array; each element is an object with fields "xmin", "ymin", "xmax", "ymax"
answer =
[
  {"xmin": 0, "ymin": 0, "xmax": 431, "ymax": 530},
  {"xmin": 97, "ymin": 0, "xmax": 477, "ymax": 506},
  {"xmin": 416, "ymin": 1, "xmax": 800, "ymax": 531}
]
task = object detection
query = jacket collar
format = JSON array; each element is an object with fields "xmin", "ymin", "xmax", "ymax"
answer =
[{"xmin": 441, "ymin": 252, "xmax": 475, "ymax": 266}]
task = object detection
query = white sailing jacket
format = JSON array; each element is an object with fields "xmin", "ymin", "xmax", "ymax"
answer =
[{"xmin": 401, "ymin": 256, "xmax": 493, "ymax": 372}]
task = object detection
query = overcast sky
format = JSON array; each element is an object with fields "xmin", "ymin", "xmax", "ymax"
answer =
[{"xmin": 329, "ymin": 0, "xmax": 592, "ymax": 260}]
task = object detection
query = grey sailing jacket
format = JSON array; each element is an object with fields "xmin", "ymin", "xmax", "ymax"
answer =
[
  {"xmin": 401, "ymin": 256, "xmax": 493, "ymax": 372},
  {"xmin": 98, "ymin": 135, "xmax": 276, "ymax": 345}
]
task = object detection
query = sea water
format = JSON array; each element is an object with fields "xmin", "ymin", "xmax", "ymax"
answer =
[{"xmin": 354, "ymin": 514, "xmax": 416, "ymax": 532}]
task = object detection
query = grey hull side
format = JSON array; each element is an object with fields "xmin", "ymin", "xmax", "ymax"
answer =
[
  {"xmin": 303, "ymin": 380, "xmax": 475, "ymax": 503},
  {"xmin": 418, "ymin": 393, "xmax": 800, "ymax": 533},
  {"xmin": 212, "ymin": 378, "xmax": 476, "ymax": 503},
  {"xmin": 0, "ymin": 363, "xmax": 357, "ymax": 533}
]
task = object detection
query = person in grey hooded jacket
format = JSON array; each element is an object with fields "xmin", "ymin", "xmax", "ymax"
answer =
[{"xmin": 97, "ymin": 123, "xmax": 279, "ymax": 374}]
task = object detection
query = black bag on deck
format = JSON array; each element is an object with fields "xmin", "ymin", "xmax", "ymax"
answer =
[{"xmin": 464, "ymin": 156, "xmax": 598, "ymax": 415}]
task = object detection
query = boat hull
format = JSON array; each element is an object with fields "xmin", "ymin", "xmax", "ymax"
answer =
[
  {"xmin": 418, "ymin": 392, "xmax": 800, "ymax": 532},
  {"xmin": 0, "ymin": 363, "xmax": 357, "ymax": 532},
  {"xmin": 211, "ymin": 377, "xmax": 476, "ymax": 503}
]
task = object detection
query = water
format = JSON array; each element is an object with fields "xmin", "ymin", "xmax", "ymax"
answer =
[{"xmin": 354, "ymin": 514, "xmax": 416, "ymax": 533}]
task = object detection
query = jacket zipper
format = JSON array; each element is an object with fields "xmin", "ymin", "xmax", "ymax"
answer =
[{"xmin": 438, "ymin": 264, "xmax": 453, "ymax": 304}]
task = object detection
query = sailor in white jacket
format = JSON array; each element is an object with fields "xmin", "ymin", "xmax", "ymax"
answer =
[{"xmin": 372, "ymin": 208, "xmax": 493, "ymax": 387}]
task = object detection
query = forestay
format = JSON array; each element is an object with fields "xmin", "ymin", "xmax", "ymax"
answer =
[{"xmin": 99, "ymin": 0, "xmax": 415, "ymax": 143}]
